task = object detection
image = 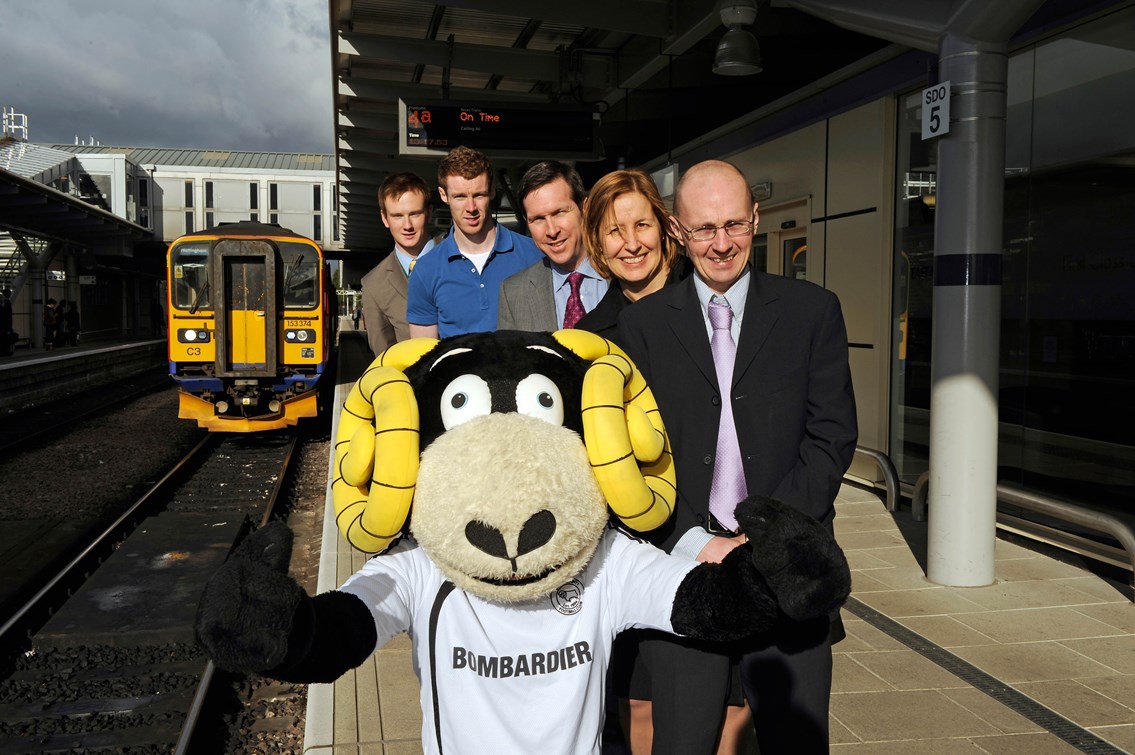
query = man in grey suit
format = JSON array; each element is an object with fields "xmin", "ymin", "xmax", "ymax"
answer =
[
  {"xmin": 360, "ymin": 172, "xmax": 435, "ymax": 355},
  {"xmin": 497, "ymin": 161, "xmax": 607, "ymax": 331}
]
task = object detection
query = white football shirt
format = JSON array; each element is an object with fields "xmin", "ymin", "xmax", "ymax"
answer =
[{"xmin": 339, "ymin": 528, "xmax": 697, "ymax": 755}]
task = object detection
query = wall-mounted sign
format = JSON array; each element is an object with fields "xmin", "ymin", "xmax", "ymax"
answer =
[
  {"xmin": 79, "ymin": 275, "xmax": 97, "ymax": 285},
  {"xmin": 399, "ymin": 100, "xmax": 601, "ymax": 160},
  {"xmin": 921, "ymin": 81, "xmax": 950, "ymax": 140}
]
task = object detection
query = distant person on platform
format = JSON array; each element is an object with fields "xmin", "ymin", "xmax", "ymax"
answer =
[
  {"xmin": 53, "ymin": 300, "xmax": 71, "ymax": 348},
  {"xmin": 360, "ymin": 172, "xmax": 436, "ymax": 355},
  {"xmin": 43, "ymin": 297, "xmax": 57, "ymax": 351},
  {"xmin": 65, "ymin": 300, "xmax": 80, "ymax": 346},
  {"xmin": 407, "ymin": 146, "xmax": 541, "ymax": 339},
  {"xmin": 497, "ymin": 161, "xmax": 607, "ymax": 331},
  {"xmin": 0, "ymin": 287, "xmax": 13, "ymax": 356}
]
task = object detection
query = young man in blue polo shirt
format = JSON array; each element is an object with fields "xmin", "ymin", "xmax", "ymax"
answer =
[{"xmin": 408, "ymin": 146, "xmax": 542, "ymax": 338}]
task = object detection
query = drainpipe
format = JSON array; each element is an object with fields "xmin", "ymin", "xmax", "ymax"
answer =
[{"xmin": 779, "ymin": 0, "xmax": 1045, "ymax": 586}]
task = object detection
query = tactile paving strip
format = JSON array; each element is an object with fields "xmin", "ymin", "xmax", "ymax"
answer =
[{"xmin": 844, "ymin": 596, "xmax": 1125, "ymax": 754}]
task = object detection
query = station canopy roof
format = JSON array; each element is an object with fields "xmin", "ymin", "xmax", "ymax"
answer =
[
  {"xmin": 329, "ymin": 0, "xmax": 891, "ymax": 253},
  {"xmin": 0, "ymin": 142, "xmax": 151, "ymax": 256}
]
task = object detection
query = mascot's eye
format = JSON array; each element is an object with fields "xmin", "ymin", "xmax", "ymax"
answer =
[
  {"xmin": 440, "ymin": 374, "xmax": 492, "ymax": 430},
  {"xmin": 515, "ymin": 374, "xmax": 563, "ymax": 426}
]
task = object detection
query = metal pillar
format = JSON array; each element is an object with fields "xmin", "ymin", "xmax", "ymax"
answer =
[{"xmin": 926, "ymin": 35, "xmax": 1006, "ymax": 586}]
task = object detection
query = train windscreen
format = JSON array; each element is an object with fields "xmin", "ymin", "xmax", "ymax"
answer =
[
  {"xmin": 280, "ymin": 242, "xmax": 319, "ymax": 309},
  {"xmin": 172, "ymin": 243, "xmax": 211, "ymax": 311}
]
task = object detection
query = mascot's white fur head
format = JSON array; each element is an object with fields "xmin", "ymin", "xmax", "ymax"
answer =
[{"xmin": 332, "ymin": 330, "xmax": 676, "ymax": 603}]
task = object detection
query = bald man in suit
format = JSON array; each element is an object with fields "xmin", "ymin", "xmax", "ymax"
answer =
[{"xmin": 618, "ymin": 159, "xmax": 857, "ymax": 753}]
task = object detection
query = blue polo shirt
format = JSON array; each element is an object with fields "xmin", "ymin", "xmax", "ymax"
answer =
[{"xmin": 407, "ymin": 223, "xmax": 543, "ymax": 337}]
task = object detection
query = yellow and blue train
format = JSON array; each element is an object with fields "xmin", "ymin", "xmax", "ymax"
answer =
[{"xmin": 166, "ymin": 221, "xmax": 337, "ymax": 431}]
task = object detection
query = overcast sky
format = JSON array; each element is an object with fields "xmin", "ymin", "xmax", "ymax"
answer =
[{"xmin": 0, "ymin": 0, "xmax": 332, "ymax": 154}]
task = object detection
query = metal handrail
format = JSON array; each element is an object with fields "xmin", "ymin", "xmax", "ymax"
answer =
[
  {"xmin": 912, "ymin": 470, "xmax": 930, "ymax": 521},
  {"xmin": 852, "ymin": 446, "xmax": 900, "ymax": 512},
  {"xmin": 910, "ymin": 472, "xmax": 1135, "ymax": 586}
]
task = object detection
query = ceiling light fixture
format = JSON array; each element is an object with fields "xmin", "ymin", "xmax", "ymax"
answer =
[{"xmin": 713, "ymin": 0, "xmax": 762, "ymax": 76}]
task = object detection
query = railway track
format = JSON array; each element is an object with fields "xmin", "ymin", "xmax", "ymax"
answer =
[{"xmin": 0, "ymin": 431, "xmax": 303, "ymax": 754}]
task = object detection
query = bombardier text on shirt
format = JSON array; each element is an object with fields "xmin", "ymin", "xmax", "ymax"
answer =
[{"xmin": 452, "ymin": 641, "xmax": 593, "ymax": 678}]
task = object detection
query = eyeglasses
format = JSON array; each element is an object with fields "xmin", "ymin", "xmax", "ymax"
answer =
[{"xmin": 673, "ymin": 216, "xmax": 755, "ymax": 243}]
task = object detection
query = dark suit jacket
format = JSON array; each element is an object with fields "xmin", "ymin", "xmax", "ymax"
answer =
[
  {"xmin": 574, "ymin": 281, "xmax": 625, "ymax": 341},
  {"xmin": 577, "ymin": 257, "xmax": 693, "ymax": 342},
  {"xmin": 618, "ymin": 271, "xmax": 857, "ymax": 554},
  {"xmin": 497, "ymin": 258, "xmax": 558, "ymax": 332},
  {"xmin": 360, "ymin": 253, "xmax": 410, "ymax": 355}
]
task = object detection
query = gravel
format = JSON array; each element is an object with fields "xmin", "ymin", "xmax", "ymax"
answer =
[{"xmin": 0, "ymin": 387, "xmax": 204, "ymax": 521}]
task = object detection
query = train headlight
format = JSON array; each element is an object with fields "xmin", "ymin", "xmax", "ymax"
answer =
[
  {"xmin": 285, "ymin": 329, "xmax": 316, "ymax": 343},
  {"xmin": 178, "ymin": 328, "xmax": 211, "ymax": 343}
]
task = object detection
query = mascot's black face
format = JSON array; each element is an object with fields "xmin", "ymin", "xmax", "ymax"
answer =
[
  {"xmin": 405, "ymin": 331, "xmax": 609, "ymax": 603},
  {"xmin": 409, "ymin": 331, "xmax": 587, "ymax": 448}
]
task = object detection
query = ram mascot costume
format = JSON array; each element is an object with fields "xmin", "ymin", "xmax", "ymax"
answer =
[{"xmin": 196, "ymin": 330, "xmax": 850, "ymax": 754}]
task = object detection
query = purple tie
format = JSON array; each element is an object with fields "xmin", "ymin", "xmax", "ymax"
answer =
[
  {"xmin": 707, "ymin": 297, "xmax": 746, "ymax": 532},
  {"xmin": 563, "ymin": 271, "xmax": 585, "ymax": 329}
]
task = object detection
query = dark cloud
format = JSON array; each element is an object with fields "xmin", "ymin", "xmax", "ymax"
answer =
[{"xmin": 0, "ymin": 0, "xmax": 332, "ymax": 153}]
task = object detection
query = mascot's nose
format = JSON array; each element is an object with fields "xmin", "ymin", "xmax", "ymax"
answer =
[{"xmin": 465, "ymin": 510, "xmax": 557, "ymax": 572}]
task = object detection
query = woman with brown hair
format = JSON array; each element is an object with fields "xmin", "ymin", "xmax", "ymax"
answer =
[
  {"xmin": 580, "ymin": 170, "xmax": 751, "ymax": 754},
  {"xmin": 574, "ymin": 169, "xmax": 689, "ymax": 339}
]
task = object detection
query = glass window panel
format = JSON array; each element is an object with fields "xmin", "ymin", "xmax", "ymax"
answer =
[
  {"xmin": 889, "ymin": 89, "xmax": 937, "ymax": 484},
  {"xmin": 1001, "ymin": 6, "xmax": 1135, "ymax": 515},
  {"xmin": 171, "ymin": 243, "xmax": 210, "ymax": 310},
  {"xmin": 280, "ymin": 241, "xmax": 319, "ymax": 309}
]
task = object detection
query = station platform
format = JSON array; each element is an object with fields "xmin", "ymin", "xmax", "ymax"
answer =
[
  {"xmin": 306, "ymin": 334, "xmax": 1135, "ymax": 754},
  {"xmin": 0, "ymin": 336, "xmax": 167, "ymax": 413}
]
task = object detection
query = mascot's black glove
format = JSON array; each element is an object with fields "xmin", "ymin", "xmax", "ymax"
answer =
[
  {"xmin": 195, "ymin": 521, "xmax": 378, "ymax": 683},
  {"xmin": 195, "ymin": 521, "xmax": 308, "ymax": 674},
  {"xmin": 671, "ymin": 496, "xmax": 851, "ymax": 642}
]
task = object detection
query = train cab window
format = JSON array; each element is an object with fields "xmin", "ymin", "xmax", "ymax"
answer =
[
  {"xmin": 172, "ymin": 243, "xmax": 210, "ymax": 310},
  {"xmin": 281, "ymin": 242, "xmax": 319, "ymax": 309}
]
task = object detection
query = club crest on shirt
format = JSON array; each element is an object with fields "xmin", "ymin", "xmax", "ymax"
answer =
[{"xmin": 551, "ymin": 578, "xmax": 584, "ymax": 615}]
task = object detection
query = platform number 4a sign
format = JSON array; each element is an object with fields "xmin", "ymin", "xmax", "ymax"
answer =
[{"xmin": 921, "ymin": 81, "xmax": 950, "ymax": 140}]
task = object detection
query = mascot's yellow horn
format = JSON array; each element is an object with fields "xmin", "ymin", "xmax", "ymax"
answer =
[
  {"xmin": 552, "ymin": 330, "xmax": 676, "ymax": 531},
  {"xmin": 332, "ymin": 337, "xmax": 438, "ymax": 553}
]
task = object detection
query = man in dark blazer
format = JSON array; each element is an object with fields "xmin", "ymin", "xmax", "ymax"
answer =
[
  {"xmin": 618, "ymin": 160, "xmax": 857, "ymax": 753},
  {"xmin": 360, "ymin": 173, "xmax": 435, "ymax": 355},
  {"xmin": 498, "ymin": 161, "xmax": 607, "ymax": 332}
]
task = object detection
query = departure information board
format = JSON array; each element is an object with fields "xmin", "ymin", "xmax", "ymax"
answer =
[{"xmin": 399, "ymin": 100, "xmax": 601, "ymax": 159}]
